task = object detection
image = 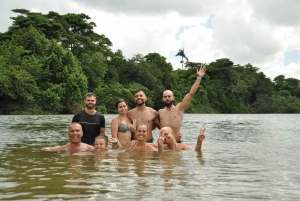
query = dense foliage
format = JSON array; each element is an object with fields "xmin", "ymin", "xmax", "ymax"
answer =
[{"xmin": 1, "ymin": 9, "xmax": 300, "ymax": 114}]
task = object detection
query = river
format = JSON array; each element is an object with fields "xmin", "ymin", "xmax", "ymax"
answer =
[{"xmin": 0, "ymin": 114, "xmax": 299, "ymax": 200}]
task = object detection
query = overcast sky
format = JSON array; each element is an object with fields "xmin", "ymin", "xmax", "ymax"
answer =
[{"xmin": 1, "ymin": 0, "xmax": 300, "ymax": 80}]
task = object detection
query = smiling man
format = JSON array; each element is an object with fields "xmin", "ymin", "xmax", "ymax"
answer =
[
  {"xmin": 72, "ymin": 92, "xmax": 105, "ymax": 145},
  {"xmin": 127, "ymin": 89, "xmax": 160, "ymax": 142},
  {"xmin": 41, "ymin": 123, "xmax": 94, "ymax": 152}
]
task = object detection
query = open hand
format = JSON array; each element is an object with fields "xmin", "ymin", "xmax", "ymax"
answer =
[
  {"xmin": 108, "ymin": 137, "xmax": 118, "ymax": 144},
  {"xmin": 197, "ymin": 65, "xmax": 206, "ymax": 78}
]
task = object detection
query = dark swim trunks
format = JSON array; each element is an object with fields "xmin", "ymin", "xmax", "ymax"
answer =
[{"xmin": 147, "ymin": 138, "xmax": 154, "ymax": 143}]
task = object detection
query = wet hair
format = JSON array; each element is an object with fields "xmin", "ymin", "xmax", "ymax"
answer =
[
  {"xmin": 134, "ymin": 89, "xmax": 147, "ymax": 96},
  {"xmin": 136, "ymin": 122, "xmax": 148, "ymax": 130},
  {"xmin": 115, "ymin": 99, "xmax": 127, "ymax": 108},
  {"xmin": 95, "ymin": 133, "xmax": 108, "ymax": 145},
  {"xmin": 85, "ymin": 92, "xmax": 96, "ymax": 99}
]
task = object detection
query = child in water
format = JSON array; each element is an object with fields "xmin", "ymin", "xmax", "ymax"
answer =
[{"xmin": 94, "ymin": 133, "xmax": 118, "ymax": 151}]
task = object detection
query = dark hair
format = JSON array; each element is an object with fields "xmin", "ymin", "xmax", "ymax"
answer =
[
  {"xmin": 95, "ymin": 133, "xmax": 108, "ymax": 145},
  {"xmin": 85, "ymin": 92, "xmax": 96, "ymax": 99},
  {"xmin": 115, "ymin": 99, "xmax": 127, "ymax": 108},
  {"xmin": 134, "ymin": 89, "xmax": 146, "ymax": 96}
]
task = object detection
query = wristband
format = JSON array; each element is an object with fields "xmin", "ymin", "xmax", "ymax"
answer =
[
  {"xmin": 115, "ymin": 140, "xmax": 118, "ymax": 145},
  {"xmin": 197, "ymin": 76, "xmax": 202, "ymax": 80}
]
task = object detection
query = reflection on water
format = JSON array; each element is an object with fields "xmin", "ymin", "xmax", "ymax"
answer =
[{"xmin": 0, "ymin": 114, "xmax": 300, "ymax": 200}]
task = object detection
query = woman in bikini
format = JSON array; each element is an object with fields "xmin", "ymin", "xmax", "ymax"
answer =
[
  {"xmin": 110, "ymin": 99, "xmax": 136, "ymax": 148},
  {"xmin": 129, "ymin": 123, "xmax": 157, "ymax": 151}
]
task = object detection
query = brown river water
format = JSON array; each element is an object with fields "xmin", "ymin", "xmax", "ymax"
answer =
[{"xmin": 0, "ymin": 114, "xmax": 299, "ymax": 200}]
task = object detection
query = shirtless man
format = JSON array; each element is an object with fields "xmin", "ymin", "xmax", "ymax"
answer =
[
  {"xmin": 41, "ymin": 122, "xmax": 94, "ymax": 152},
  {"xmin": 158, "ymin": 65, "xmax": 206, "ymax": 142},
  {"xmin": 127, "ymin": 89, "xmax": 159, "ymax": 142}
]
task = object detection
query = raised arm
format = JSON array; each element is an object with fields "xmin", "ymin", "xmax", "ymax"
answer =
[
  {"xmin": 179, "ymin": 65, "xmax": 206, "ymax": 112},
  {"xmin": 195, "ymin": 128, "xmax": 206, "ymax": 151}
]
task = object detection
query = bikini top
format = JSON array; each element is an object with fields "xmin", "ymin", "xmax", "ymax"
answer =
[{"xmin": 118, "ymin": 123, "xmax": 132, "ymax": 133}]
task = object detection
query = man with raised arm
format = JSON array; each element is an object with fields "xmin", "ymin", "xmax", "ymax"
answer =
[
  {"xmin": 158, "ymin": 65, "xmax": 206, "ymax": 142},
  {"xmin": 127, "ymin": 89, "xmax": 160, "ymax": 143},
  {"xmin": 41, "ymin": 122, "xmax": 94, "ymax": 152}
]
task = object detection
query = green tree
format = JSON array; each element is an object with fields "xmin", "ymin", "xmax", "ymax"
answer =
[{"xmin": 175, "ymin": 48, "xmax": 188, "ymax": 70}]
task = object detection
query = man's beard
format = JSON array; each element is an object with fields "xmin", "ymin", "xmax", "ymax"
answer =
[
  {"xmin": 164, "ymin": 100, "xmax": 173, "ymax": 107},
  {"xmin": 86, "ymin": 103, "xmax": 95, "ymax": 109},
  {"xmin": 136, "ymin": 100, "xmax": 145, "ymax": 106}
]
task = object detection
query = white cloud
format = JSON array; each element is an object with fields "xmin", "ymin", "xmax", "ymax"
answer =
[{"xmin": 1, "ymin": 0, "xmax": 300, "ymax": 79}]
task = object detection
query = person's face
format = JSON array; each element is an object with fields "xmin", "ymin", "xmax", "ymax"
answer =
[
  {"xmin": 68, "ymin": 124, "xmax": 83, "ymax": 144},
  {"xmin": 136, "ymin": 125, "xmax": 147, "ymax": 140},
  {"xmin": 165, "ymin": 133, "xmax": 175, "ymax": 145},
  {"xmin": 85, "ymin": 95, "xmax": 96, "ymax": 109},
  {"xmin": 117, "ymin": 102, "xmax": 128, "ymax": 115},
  {"xmin": 159, "ymin": 129, "xmax": 173, "ymax": 144},
  {"xmin": 134, "ymin": 91, "xmax": 147, "ymax": 106},
  {"xmin": 162, "ymin": 91, "xmax": 174, "ymax": 107},
  {"xmin": 94, "ymin": 138, "xmax": 108, "ymax": 151}
]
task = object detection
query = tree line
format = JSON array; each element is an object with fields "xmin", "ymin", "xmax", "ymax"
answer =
[{"xmin": 0, "ymin": 9, "xmax": 300, "ymax": 114}]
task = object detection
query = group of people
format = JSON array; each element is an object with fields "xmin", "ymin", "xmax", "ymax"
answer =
[{"xmin": 42, "ymin": 66, "xmax": 207, "ymax": 153}]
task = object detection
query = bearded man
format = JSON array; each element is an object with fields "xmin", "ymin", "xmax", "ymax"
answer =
[
  {"xmin": 72, "ymin": 92, "xmax": 105, "ymax": 145},
  {"xmin": 158, "ymin": 65, "xmax": 206, "ymax": 143},
  {"xmin": 127, "ymin": 89, "xmax": 159, "ymax": 143}
]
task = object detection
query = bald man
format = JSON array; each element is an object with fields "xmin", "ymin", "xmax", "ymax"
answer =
[
  {"xmin": 41, "ymin": 122, "xmax": 94, "ymax": 152},
  {"xmin": 158, "ymin": 65, "xmax": 206, "ymax": 142},
  {"xmin": 157, "ymin": 126, "xmax": 206, "ymax": 151}
]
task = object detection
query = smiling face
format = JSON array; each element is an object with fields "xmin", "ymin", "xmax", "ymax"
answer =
[
  {"xmin": 85, "ymin": 95, "xmax": 96, "ymax": 109},
  {"xmin": 159, "ymin": 127, "xmax": 176, "ymax": 145},
  {"xmin": 94, "ymin": 138, "xmax": 108, "ymax": 151},
  {"xmin": 117, "ymin": 101, "xmax": 128, "ymax": 115},
  {"xmin": 136, "ymin": 124, "xmax": 148, "ymax": 140},
  {"xmin": 134, "ymin": 91, "xmax": 147, "ymax": 106},
  {"xmin": 68, "ymin": 123, "xmax": 83, "ymax": 144}
]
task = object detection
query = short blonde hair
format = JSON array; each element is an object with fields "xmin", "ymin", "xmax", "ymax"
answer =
[{"xmin": 160, "ymin": 127, "xmax": 176, "ymax": 144}]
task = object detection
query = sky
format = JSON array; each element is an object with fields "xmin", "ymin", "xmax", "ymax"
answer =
[{"xmin": 1, "ymin": 0, "xmax": 300, "ymax": 80}]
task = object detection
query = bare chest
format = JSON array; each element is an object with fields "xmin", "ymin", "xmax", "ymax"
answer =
[{"xmin": 159, "ymin": 109, "xmax": 183, "ymax": 125}]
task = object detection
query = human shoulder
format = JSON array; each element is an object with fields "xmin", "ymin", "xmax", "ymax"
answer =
[
  {"xmin": 95, "ymin": 111, "xmax": 104, "ymax": 116},
  {"xmin": 74, "ymin": 110, "xmax": 85, "ymax": 115},
  {"xmin": 146, "ymin": 106, "xmax": 157, "ymax": 112},
  {"xmin": 127, "ymin": 108, "xmax": 137, "ymax": 119},
  {"xmin": 81, "ymin": 143, "xmax": 94, "ymax": 151},
  {"xmin": 111, "ymin": 116, "xmax": 119, "ymax": 122},
  {"xmin": 146, "ymin": 143, "xmax": 157, "ymax": 150},
  {"xmin": 72, "ymin": 110, "xmax": 85, "ymax": 120},
  {"xmin": 177, "ymin": 143, "xmax": 193, "ymax": 150}
]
